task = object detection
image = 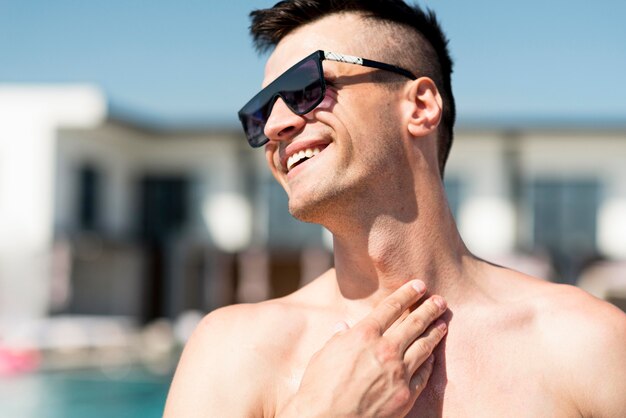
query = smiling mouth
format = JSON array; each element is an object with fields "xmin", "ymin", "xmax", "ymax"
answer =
[{"xmin": 287, "ymin": 147, "xmax": 323, "ymax": 172}]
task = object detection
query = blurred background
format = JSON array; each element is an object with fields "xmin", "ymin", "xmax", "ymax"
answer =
[{"xmin": 1, "ymin": 0, "xmax": 625, "ymax": 416}]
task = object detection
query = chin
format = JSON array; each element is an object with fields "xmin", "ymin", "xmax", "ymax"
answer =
[
  {"xmin": 288, "ymin": 199, "xmax": 324, "ymax": 224},
  {"xmin": 287, "ymin": 187, "xmax": 348, "ymax": 225}
]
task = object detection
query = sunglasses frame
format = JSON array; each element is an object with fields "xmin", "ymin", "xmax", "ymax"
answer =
[{"xmin": 238, "ymin": 50, "xmax": 417, "ymax": 148}]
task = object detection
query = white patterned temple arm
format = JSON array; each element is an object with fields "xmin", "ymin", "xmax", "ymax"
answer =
[
  {"xmin": 324, "ymin": 51, "xmax": 364, "ymax": 65},
  {"xmin": 321, "ymin": 50, "xmax": 416, "ymax": 80}
]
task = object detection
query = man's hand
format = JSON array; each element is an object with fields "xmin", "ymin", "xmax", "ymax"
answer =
[{"xmin": 279, "ymin": 280, "xmax": 448, "ymax": 418}]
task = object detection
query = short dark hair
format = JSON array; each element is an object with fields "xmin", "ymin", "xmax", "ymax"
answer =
[{"xmin": 249, "ymin": 0, "xmax": 456, "ymax": 177}]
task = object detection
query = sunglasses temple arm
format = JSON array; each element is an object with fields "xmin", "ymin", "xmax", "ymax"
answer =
[{"xmin": 360, "ymin": 58, "xmax": 417, "ymax": 80}]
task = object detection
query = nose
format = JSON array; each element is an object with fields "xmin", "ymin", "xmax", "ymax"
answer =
[{"xmin": 264, "ymin": 97, "xmax": 306, "ymax": 142}]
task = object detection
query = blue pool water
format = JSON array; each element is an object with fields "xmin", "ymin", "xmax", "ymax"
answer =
[{"xmin": 0, "ymin": 367, "xmax": 172, "ymax": 418}]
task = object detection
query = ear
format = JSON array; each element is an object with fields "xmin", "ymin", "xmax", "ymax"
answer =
[{"xmin": 403, "ymin": 77, "xmax": 443, "ymax": 137}]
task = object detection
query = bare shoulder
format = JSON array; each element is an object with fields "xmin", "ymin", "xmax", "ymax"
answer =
[
  {"xmin": 531, "ymin": 280, "xmax": 626, "ymax": 359},
  {"xmin": 528, "ymin": 280, "xmax": 626, "ymax": 417},
  {"xmin": 164, "ymin": 299, "xmax": 309, "ymax": 418}
]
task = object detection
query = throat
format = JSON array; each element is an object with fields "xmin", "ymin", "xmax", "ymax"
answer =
[{"xmin": 332, "ymin": 214, "xmax": 469, "ymax": 302}]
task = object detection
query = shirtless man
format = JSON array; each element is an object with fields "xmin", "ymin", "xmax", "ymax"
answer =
[{"xmin": 164, "ymin": 1, "xmax": 626, "ymax": 416}]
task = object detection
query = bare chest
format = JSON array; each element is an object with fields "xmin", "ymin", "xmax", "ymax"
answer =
[
  {"xmin": 408, "ymin": 341, "xmax": 560, "ymax": 417},
  {"xmin": 271, "ymin": 326, "xmax": 569, "ymax": 417},
  {"xmin": 414, "ymin": 324, "xmax": 579, "ymax": 418}
]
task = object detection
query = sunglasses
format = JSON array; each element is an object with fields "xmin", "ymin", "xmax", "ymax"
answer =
[{"xmin": 238, "ymin": 50, "xmax": 416, "ymax": 148}]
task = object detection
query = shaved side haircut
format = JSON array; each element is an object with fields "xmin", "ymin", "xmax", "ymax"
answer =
[{"xmin": 249, "ymin": 0, "xmax": 456, "ymax": 177}]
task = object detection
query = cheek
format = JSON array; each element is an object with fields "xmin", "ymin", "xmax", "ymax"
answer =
[
  {"xmin": 264, "ymin": 145, "xmax": 290, "ymax": 187},
  {"xmin": 265, "ymin": 145, "xmax": 279, "ymax": 172}
]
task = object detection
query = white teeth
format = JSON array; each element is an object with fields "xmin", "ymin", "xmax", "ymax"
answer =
[{"xmin": 287, "ymin": 147, "xmax": 322, "ymax": 171}]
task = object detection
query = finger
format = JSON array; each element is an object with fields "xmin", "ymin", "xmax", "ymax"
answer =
[
  {"xmin": 409, "ymin": 354, "xmax": 435, "ymax": 395},
  {"xmin": 387, "ymin": 295, "xmax": 447, "ymax": 353},
  {"xmin": 404, "ymin": 319, "xmax": 447, "ymax": 375},
  {"xmin": 363, "ymin": 280, "xmax": 427, "ymax": 334},
  {"xmin": 384, "ymin": 308, "xmax": 412, "ymax": 335}
]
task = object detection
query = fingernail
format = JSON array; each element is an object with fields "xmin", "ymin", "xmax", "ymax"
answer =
[
  {"xmin": 436, "ymin": 320, "xmax": 447, "ymax": 332},
  {"xmin": 412, "ymin": 280, "xmax": 426, "ymax": 293},
  {"xmin": 434, "ymin": 296, "xmax": 447, "ymax": 310},
  {"xmin": 428, "ymin": 354, "xmax": 435, "ymax": 364}
]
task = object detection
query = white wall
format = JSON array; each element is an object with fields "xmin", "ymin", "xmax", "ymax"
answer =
[
  {"xmin": 0, "ymin": 85, "xmax": 105, "ymax": 327},
  {"xmin": 447, "ymin": 128, "xmax": 626, "ymax": 261},
  {"xmin": 446, "ymin": 131, "xmax": 517, "ymax": 257},
  {"xmin": 56, "ymin": 123, "xmax": 250, "ymax": 245},
  {"xmin": 521, "ymin": 131, "xmax": 626, "ymax": 259}
]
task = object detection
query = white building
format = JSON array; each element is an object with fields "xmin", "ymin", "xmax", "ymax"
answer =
[{"xmin": 1, "ymin": 84, "xmax": 625, "ymax": 328}]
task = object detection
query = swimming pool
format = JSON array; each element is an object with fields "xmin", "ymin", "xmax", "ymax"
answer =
[{"xmin": 0, "ymin": 367, "xmax": 172, "ymax": 418}]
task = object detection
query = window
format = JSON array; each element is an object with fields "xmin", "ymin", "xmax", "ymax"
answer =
[
  {"xmin": 77, "ymin": 165, "xmax": 101, "ymax": 231},
  {"xmin": 529, "ymin": 179, "xmax": 600, "ymax": 282},
  {"xmin": 139, "ymin": 176, "xmax": 189, "ymax": 241}
]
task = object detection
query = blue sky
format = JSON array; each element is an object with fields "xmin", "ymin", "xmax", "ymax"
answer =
[{"xmin": 1, "ymin": 0, "xmax": 625, "ymax": 127}]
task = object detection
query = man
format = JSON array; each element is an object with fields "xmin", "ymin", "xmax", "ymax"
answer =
[{"xmin": 164, "ymin": 1, "xmax": 626, "ymax": 416}]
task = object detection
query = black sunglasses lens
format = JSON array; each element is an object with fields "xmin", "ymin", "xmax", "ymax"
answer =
[
  {"xmin": 239, "ymin": 90, "xmax": 274, "ymax": 147},
  {"xmin": 240, "ymin": 103, "xmax": 271, "ymax": 147},
  {"xmin": 239, "ymin": 54, "xmax": 324, "ymax": 147},
  {"xmin": 280, "ymin": 59, "xmax": 324, "ymax": 114}
]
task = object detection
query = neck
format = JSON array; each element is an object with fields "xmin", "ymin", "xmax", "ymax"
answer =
[{"xmin": 326, "ymin": 171, "xmax": 478, "ymax": 321}]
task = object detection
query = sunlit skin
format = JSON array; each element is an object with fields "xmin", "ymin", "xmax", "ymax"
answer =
[
  {"xmin": 164, "ymin": 13, "xmax": 626, "ymax": 418},
  {"xmin": 262, "ymin": 14, "xmax": 472, "ymax": 312}
]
